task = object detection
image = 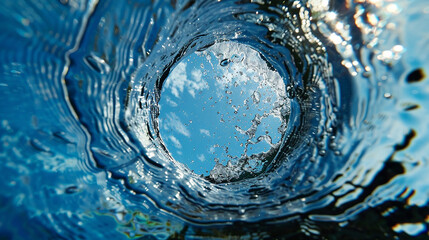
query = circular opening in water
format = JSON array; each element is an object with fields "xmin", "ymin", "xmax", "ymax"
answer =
[{"xmin": 158, "ymin": 41, "xmax": 290, "ymax": 182}]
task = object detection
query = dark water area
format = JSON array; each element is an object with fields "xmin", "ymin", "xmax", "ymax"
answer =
[{"xmin": 1, "ymin": 0, "xmax": 429, "ymax": 239}]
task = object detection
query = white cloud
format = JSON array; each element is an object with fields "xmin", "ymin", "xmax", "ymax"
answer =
[
  {"xmin": 164, "ymin": 61, "xmax": 208, "ymax": 99},
  {"xmin": 197, "ymin": 154, "xmax": 206, "ymax": 162},
  {"xmin": 188, "ymin": 69, "xmax": 206, "ymax": 97},
  {"xmin": 191, "ymin": 69, "xmax": 202, "ymax": 80},
  {"xmin": 166, "ymin": 62, "xmax": 187, "ymax": 98},
  {"xmin": 199, "ymin": 129, "xmax": 210, "ymax": 136},
  {"xmin": 165, "ymin": 96, "xmax": 178, "ymax": 107},
  {"xmin": 166, "ymin": 112, "xmax": 190, "ymax": 137},
  {"xmin": 169, "ymin": 135, "xmax": 182, "ymax": 149}
]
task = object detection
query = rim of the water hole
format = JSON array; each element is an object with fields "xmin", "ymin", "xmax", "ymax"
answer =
[{"xmin": 118, "ymin": 0, "xmax": 339, "ymax": 222}]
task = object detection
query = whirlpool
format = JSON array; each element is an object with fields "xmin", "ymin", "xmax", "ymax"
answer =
[{"xmin": 0, "ymin": 0, "xmax": 428, "ymax": 239}]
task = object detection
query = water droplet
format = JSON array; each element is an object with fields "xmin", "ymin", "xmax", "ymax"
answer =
[
  {"xmin": 251, "ymin": 91, "xmax": 261, "ymax": 104},
  {"xmin": 384, "ymin": 93, "xmax": 392, "ymax": 99},
  {"xmin": 238, "ymin": 208, "xmax": 246, "ymax": 214},
  {"xmin": 220, "ymin": 59, "xmax": 230, "ymax": 66},
  {"xmin": 65, "ymin": 186, "xmax": 79, "ymax": 194},
  {"xmin": 406, "ymin": 68, "xmax": 425, "ymax": 83},
  {"xmin": 286, "ymin": 85, "xmax": 295, "ymax": 98}
]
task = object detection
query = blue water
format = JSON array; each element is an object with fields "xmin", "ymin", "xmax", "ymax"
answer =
[{"xmin": 1, "ymin": 0, "xmax": 428, "ymax": 239}]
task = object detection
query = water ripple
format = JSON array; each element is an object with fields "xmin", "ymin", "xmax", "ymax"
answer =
[{"xmin": 1, "ymin": 0, "xmax": 429, "ymax": 238}]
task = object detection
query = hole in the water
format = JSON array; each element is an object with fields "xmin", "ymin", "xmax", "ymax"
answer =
[{"xmin": 158, "ymin": 41, "xmax": 290, "ymax": 182}]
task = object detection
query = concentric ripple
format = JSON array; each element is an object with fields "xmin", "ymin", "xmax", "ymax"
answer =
[
  {"xmin": 1, "ymin": 0, "xmax": 429, "ymax": 238},
  {"xmin": 120, "ymin": 0, "xmax": 334, "ymax": 222}
]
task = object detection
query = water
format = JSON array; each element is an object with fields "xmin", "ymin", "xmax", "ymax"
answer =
[{"xmin": 0, "ymin": 0, "xmax": 428, "ymax": 238}]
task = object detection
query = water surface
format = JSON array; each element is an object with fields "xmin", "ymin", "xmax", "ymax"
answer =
[{"xmin": 0, "ymin": 0, "xmax": 429, "ymax": 238}]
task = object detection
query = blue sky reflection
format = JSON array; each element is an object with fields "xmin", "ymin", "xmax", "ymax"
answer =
[{"xmin": 158, "ymin": 41, "xmax": 289, "ymax": 181}]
